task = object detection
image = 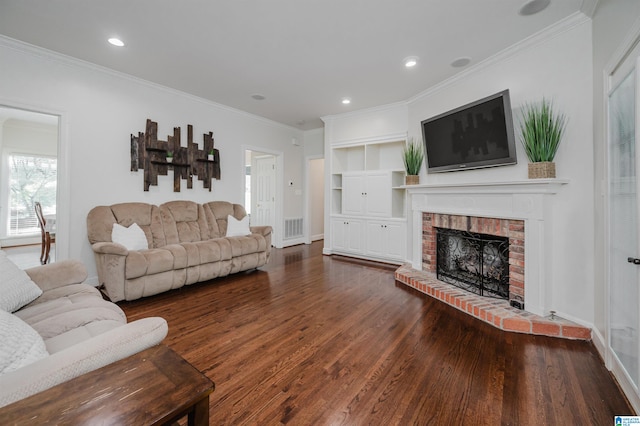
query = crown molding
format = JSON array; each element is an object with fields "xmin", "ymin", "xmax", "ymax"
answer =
[
  {"xmin": 407, "ymin": 11, "xmax": 591, "ymax": 105},
  {"xmin": 0, "ymin": 35, "xmax": 301, "ymax": 133}
]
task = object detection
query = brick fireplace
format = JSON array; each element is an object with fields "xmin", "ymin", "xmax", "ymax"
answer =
[
  {"xmin": 422, "ymin": 212, "xmax": 525, "ymax": 309},
  {"xmin": 394, "ymin": 179, "xmax": 591, "ymax": 339}
]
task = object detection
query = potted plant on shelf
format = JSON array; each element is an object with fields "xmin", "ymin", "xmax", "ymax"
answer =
[
  {"xmin": 402, "ymin": 138, "xmax": 424, "ymax": 185},
  {"xmin": 208, "ymin": 149, "xmax": 214, "ymax": 161},
  {"xmin": 166, "ymin": 151, "xmax": 174, "ymax": 163},
  {"xmin": 519, "ymin": 98, "xmax": 566, "ymax": 179}
]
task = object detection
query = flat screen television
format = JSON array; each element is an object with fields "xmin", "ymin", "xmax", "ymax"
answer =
[{"xmin": 421, "ymin": 89, "xmax": 517, "ymax": 173}]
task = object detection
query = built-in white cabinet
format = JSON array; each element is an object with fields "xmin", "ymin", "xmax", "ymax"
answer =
[
  {"xmin": 365, "ymin": 220, "xmax": 406, "ymax": 261},
  {"xmin": 331, "ymin": 218, "xmax": 364, "ymax": 253},
  {"xmin": 342, "ymin": 171, "xmax": 401, "ymax": 217},
  {"xmin": 328, "ymin": 136, "xmax": 408, "ymax": 264}
]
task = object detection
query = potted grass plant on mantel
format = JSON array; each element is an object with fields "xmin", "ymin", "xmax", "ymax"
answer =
[
  {"xmin": 519, "ymin": 98, "xmax": 567, "ymax": 179},
  {"xmin": 402, "ymin": 138, "xmax": 424, "ymax": 185}
]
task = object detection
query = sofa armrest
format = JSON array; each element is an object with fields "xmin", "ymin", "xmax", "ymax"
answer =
[
  {"xmin": 0, "ymin": 317, "xmax": 168, "ymax": 408},
  {"xmin": 25, "ymin": 260, "xmax": 88, "ymax": 292},
  {"xmin": 250, "ymin": 225, "xmax": 272, "ymax": 237},
  {"xmin": 91, "ymin": 243, "xmax": 129, "ymax": 302},
  {"xmin": 91, "ymin": 241, "xmax": 129, "ymax": 256}
]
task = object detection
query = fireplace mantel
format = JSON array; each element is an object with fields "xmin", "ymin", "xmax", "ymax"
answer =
[
  {"xmin": 406, "ymin": 179, "xmax": 569, "ymax": 317},
  {"xmin": 404, "ymin": 178, "xmax": 569, "ymax": 194}
]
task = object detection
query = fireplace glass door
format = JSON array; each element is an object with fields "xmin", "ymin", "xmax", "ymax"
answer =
[{"xmin": 608, "ymin": 51, "xmax": 640, "ymax": 389}]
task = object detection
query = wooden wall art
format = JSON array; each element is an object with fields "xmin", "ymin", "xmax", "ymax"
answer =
[{"xmin": 131, "ymin": 119, "xmax": 221, "ymax": 192}]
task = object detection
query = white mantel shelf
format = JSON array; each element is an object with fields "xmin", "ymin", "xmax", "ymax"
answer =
[{"xmin": 403, "ymin": 178, "xmax": 569, "ymax": 194}]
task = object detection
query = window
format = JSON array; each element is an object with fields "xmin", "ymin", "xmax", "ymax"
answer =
[{"xmin": 8, "ymin": 154, "xmax": 57, "ymax": 236}]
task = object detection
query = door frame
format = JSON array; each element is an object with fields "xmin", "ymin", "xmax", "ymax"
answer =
[
  {"xmin": 603, "ymin": 21, "xmax": 640, "ymax": 413},
  {"xmin": 0, "ymin": 98, "xmax": 69, "ymax": 262},
  {"xmin": 242, "ymin": 145, "xmax": 283, "ymax": 248}
]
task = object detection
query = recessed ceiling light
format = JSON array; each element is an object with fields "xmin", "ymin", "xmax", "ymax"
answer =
[
  {"xmin": 108, "ymin": 38, "xmax": 125, "ymax": 47},
  {"xmin": 451, "ymin": 57, "xmax": 471, "ymax": 68},
  {"xmin": 519, "ymin": 0, "xmax": 550, "ymax": 16},
  {"xmin": 251, "ymin": 94, "xmax": 266, "ymax": 101},
  {"xmin": 341, "ymin": 98, "xmax": 351, "ymax": 105},
  {"xmin": 403, "ymin": 56, "xmax": 419, "ymax": 68}
]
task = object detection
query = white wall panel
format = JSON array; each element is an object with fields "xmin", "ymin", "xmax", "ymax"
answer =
[{"xmin": 0, "ymin": 38, "xmax": 304, "ymax": 281}]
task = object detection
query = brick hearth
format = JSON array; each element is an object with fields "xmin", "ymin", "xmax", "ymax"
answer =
[{"xmin": 395, "ymin": 264, "xmax": 591, "ymax": 340}]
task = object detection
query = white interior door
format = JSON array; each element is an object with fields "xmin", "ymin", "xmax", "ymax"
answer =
[
  {"xmin": 608, "ymin": 47, "xmax": 640, "ymax": 393},
  {"xmin": 253, "ymin": 155, "xmax": 276, "ymax": 228}
]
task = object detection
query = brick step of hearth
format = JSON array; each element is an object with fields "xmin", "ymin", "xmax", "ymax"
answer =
[{"xmin": 395, "ymin": 264, "xmax": 591, "ymax": 340}]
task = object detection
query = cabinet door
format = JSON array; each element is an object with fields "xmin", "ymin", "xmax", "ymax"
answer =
[
  {"xmin": 384, "ymin": 221, "xmax": 406, "ymax": 260},
  {"xmin": 365, "ymin": 221, "xmax": 386, "ymax": 257},
  {"xmin": 331, "ymin": 218, "xmax": 348, "ymax": 251},
  {"xmin": 365, "ymin": 220, "xmax": 406, "ymax": 260},
  {"xmin": 331, "ymin": 218, "xmax": 364, "ymax": 254},
  {"xmin": 364, "ymin": 172, "xmax": 392, "ymax": 217},
  {"xmin": 345, "ymin": 219, "xmax": 365, "ymax": 253},
  {"xmin": 342, "ymin": 173, "xmax": 365, "ymax": 216}
]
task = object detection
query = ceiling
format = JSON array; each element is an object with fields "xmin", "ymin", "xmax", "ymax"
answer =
[{"xmin": 0, "ymin": 0, "xmax": 594, "ymax": 130}]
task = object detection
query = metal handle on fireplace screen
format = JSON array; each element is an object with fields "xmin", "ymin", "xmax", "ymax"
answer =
[{"xmin": 627, "ymin": 257, "xmax": 640, "ymax": 265}]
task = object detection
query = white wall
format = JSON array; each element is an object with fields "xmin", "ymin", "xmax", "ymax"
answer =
[
  {"xmin": 323, "ymin": 102, "xmax": 408, "ymax": 144},
  {"xmin": 409, "ymin": 15, "xmax": 594, "ymax": 324},
  {"xmin": 324, "ymin": 15, "xmax": 596, "ymax": 325},
  {"xmin": 2, "ymin": 119, "xmax": 57, "ymax": 156},
  {"xmin": 303, "ymin": 128, "xmax": 324, "ymax": 157},
  {"xmin": 308, "ymin": 158, "xmax": 324, "ymax": 241},
  {"xmin": 0, "ymin": 37, "xmax": 304, "ymax": 281}
]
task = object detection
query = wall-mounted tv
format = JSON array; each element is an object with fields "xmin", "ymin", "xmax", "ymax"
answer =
[{"xmin": 421, "ymin": 89, "xmax": 517, "ymax": 173}]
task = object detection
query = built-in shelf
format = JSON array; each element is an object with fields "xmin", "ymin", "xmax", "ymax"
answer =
[
  {"xmin": 150, "ymin": 161, "xmax": 190, "ymax": 167},
  {"xmin": 328, "ymin": 136, "xmax": 408, "ymax": 263}
]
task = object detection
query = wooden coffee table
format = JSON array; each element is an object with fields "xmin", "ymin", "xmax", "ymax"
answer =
[{"xmin": 0, "ymin": 344, "xmax": 214, "ymax": 425}]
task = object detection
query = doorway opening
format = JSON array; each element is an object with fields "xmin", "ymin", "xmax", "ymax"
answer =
[
  {"xmin": 0, "ymin": 107, "xmax": 59, "ymax": 250},
  {"xmin": 244, "ymin": 148, "xmax": 279, "ymax": 246}
]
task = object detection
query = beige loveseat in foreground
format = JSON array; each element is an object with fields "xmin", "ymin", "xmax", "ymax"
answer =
[
  {"xmin": 87, "ymin": 200, "xmax": 272, "ymax": 302},
  {"xmin": 0, "ymin": 257, "xmax": 168, "ymax": 407}
]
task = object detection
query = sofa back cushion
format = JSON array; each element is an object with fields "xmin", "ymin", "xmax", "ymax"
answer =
[
  {"xmin": 202, "ymin": 201, "xmax": 247, "ymax": 238},
  {"xmin": 87, "ymin": 203, "xmax": 166, "ymax": 248},
  {"xmin": 0, "ymin": 310, "xmax": 48, "ymax": 375},
  {"xmin": 160, "ymin": 201, "xmax": 209, "ymax": 244}
]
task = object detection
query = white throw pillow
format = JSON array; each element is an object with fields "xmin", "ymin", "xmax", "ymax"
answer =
[
  {"xmin": 0, "ymin": 309, "xmax": 48, "ymax": 375},
  {"xmin": 226, "ymin": 215, "xmax": 251, "ymax": 237},
  {"xmin": 0, "ymin": 251, "xmax": 43, "ymax": 313},
  {"xmin": 111, "ymin": 223, "xmax": 148, "ymax": 251}
]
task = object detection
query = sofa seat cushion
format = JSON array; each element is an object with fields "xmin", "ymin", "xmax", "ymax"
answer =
[
  {"xmin": 125, "ymin": 249, "xmax": 175, "ymax": 279},
  {"xmin": 16, "ymin": 285, "xmax": 126, "ymax": 340},
  {"xmin": 225, "ymin": 234, "xmax": 267, "ymax": 257},
  {"xmin": 44, "ymin": 320, "xmax": 124, "ymax": 354}
]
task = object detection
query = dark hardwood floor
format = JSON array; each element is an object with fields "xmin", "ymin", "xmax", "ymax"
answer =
[{"xmin": 120, "ymin": 241, "xmax": 633, "ymax": 425}]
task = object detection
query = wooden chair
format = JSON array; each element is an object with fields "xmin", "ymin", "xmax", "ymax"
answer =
[{"xmin": 34, "ymin": 202, "xmax": 53, "ymax": 264}]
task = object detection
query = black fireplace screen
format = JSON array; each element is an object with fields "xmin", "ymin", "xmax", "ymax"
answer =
[{"xmin": 436, "ymin": 228, "xmax": 509, "ymax": 299}]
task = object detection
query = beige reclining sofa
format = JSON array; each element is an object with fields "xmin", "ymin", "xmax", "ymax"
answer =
[
  {"xmin": 0, "ymin": 256, "xmax": 168, "ymax": 407},
  {"xmin": 87, "ymin": 200, "xmax": 272, "ymax": 302}
]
